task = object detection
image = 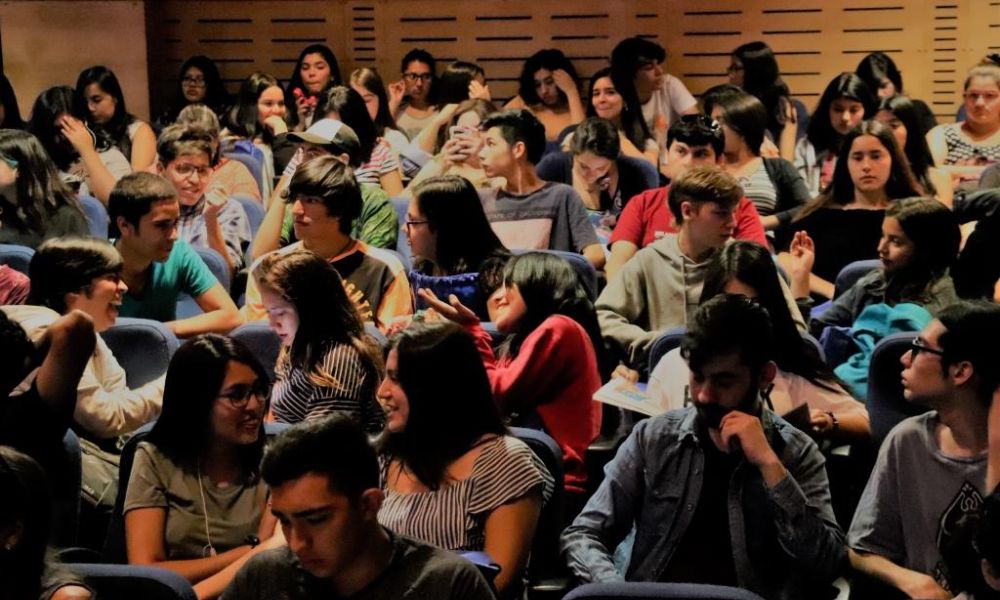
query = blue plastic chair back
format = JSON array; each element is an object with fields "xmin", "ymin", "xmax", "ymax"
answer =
[
  {"xmin": 390, "ymin": 195, "xmax": 412, "ymax": 267},
  {"xmin": 79, "ymin": 194, "xmax": 109, "ymax": 239},
  {"xmin": 867, "ymin": 332, "xmax": 929, "ymax": 447},
  {"xmin": 68, "ymin": 563, "xmax": 197, "ymax": 600},
  {"xmin": 176, "ymin": 246, "xmax": 230, "ymax": 319},
  {"xmin": 100, "ymin": 318, "xmax": 178, "ymax": 388},
  {"xmin": 232, "ymin": 194, "xmax": 265, "ymax": 238},
  {"xmin": 647, "ymin": 327, "xmax": 687, "ymax": 374},
  {"xmin": 834, "ymin": 259, "xmax": 881, "ymax": 299},
  {"xmin": 511, "ymin": 248, "xmax": 598, "ymax": 301},
  {"xmin": 230, "ymin": 322, "xmax": 282, "ymax": 382},
  {"xmin": 0, "ymin": 243, "xmax": 34, "ymax": 275},
  {"xmin": 564, "ymin": 582, "xmax": 767, "ymax": 600},
  {"xmin": 619, "ymin": 155, "xmax": 660, "ymax": 191}
]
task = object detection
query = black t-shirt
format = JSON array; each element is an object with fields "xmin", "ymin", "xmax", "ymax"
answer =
[
  {"xmin": 658, "ymin": 433, "xmax": 739, "ymax": 586},
  {"xmin": 781, "ymin": 207, "xmax": 886, "ymax": 284},
  {"xmin": 222, "ymin": 529, "xmax": 494, "ymax": 600}
]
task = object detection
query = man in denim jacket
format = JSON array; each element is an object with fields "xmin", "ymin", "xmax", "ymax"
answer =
[{"xmin": 562, "ymin": 295, "xmax": 845, "ymax": 599}]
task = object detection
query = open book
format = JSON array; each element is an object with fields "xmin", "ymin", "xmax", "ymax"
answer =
[{"xmin": 593, "ymin": 378, "xmax": 661, "ymax": 417}]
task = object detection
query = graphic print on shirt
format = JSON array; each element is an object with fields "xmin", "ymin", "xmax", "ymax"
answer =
[{"xmin": 933, "ymin": 481, "xmax": 984, "ymax": 590}]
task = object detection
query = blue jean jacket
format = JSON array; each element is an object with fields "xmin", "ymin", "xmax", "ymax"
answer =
[{"xmin": 560, "ymin": 407, "xmax": 846, "ymax": 600}]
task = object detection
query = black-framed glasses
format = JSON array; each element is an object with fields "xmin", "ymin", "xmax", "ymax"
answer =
[
  {"xmin": 182, "ymin": 76, "xmax": 206, "ymax": 87},
  {"xmin": 910, "ymin": 339, "xmax": 945, "ymax": 358},
  {"xmin": 726, "ymin": 63, "xmax": 745, "ymax": 74},
  {"xmin": 218, "ymin": 381, "xmax": 271, "ymax": 409},
  {"xmin": 403, "ymin": 73, "xmax": 433, "ymax": 82},
  {"xmin": 404, "ymin": 219, "xmax": 429, "ymax": 230}
]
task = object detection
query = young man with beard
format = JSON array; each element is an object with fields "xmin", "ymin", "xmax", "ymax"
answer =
[
  {"xmin": 562, "ymin": 294, "xmax": 844, "ymax": 598},
  {"xmin": 849, "ymin": 301, "xmax": 1000, "ymax": 599}
]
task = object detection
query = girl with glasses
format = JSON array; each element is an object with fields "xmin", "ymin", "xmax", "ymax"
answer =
[
  {"xmin": 254, "ymin": 249, "xmax": 385, "ymax": 432},
  {"xmin": 124, "ymin": 334, "xmax": 283, "ymax": 599},
  {"xmin": 158, "ymin": 56, "xmax": 231, "ymax": 128}
]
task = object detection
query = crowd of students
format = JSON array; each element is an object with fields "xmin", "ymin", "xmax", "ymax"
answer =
[{"xmin": 1, "ymin": 35, "xmax": 1000, "ymax": 600}]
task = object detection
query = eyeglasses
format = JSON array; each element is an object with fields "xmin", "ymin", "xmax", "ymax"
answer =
[
  {"xmin": 910, "ymin": 339, "xmax": 945, "ymax": 358},
  {"xmin": 218, "ymin": 381, "xmax": 270, "ymax": 409},
  {"xmin": 403, "ymin": 73, "xmax": 433, "ymax": 83},
  {"xmin": 726, "ymin": 64, "xmax": 745, "ymax": 74},
  {"xmin": 404, "ymin": 219, "xmax": 429, "ymax": 230},
  {"xmin": 172, "ymin": 163, "xmax": 213, "ymax": 179},
  {"xmin": 0, "ymin": 152, "xmax": 18, "ymax": 170},
  {"xmin": 182, "ymin": 76, "xmax": 207, "ymax": 87}
]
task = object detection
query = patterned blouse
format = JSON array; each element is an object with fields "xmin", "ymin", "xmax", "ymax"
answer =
[
  {"xmin": 378, "ymin": 435, "xmax": 553, "ymax": 552},
  {"xmin": 270, "ymin": 340, "xmax": 384, "ymax": 434}
]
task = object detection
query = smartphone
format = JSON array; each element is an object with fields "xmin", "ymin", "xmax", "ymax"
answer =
[{"xmin": 449, "ymin": 125, "xmax": 471, "ymax": 140}]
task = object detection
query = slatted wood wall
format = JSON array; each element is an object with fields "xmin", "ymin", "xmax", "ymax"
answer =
[{"xmin": 146, "ymin": 0, "xmax": 1000, "ymax": 121}]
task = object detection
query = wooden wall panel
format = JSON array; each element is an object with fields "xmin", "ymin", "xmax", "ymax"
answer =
[{"xmin": 143, "ymin": 0, "xmax": 999, "ymax": 121}]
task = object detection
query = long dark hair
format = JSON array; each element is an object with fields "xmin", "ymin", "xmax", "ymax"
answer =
[
  {"xmin": 0, "ymin": 74, "xmax": 25, "ymax": 129},
  {"xmin": 254, "ymin": 249, "xmax": 381, "ymax": 388},
  {"xmin": 75, "ymin": 66, "xmax": 138, "ymax": 160},
  {"xmin": 147, "ymin": 335, "xmax": 269, "ymax": 473},
  {"xmin": 883, "ymin": 197, "xmax": 959, "ymax": 303},
  {"xmin": 435, "ymin": 61, "xmax": 485, "ymax": 108},
  {"xmin": 700, "ymin": 241, "xmax": 841, "ymax": 391},
  {"xmin": 411, "ymin": 175, "xmax": 509, "ymax": 275},
  {"xmin": 26, "ymin": 86, "xmax": 80, "ymax": 170},
  {"xmin": 856, "ymin": 52, "xmax": 904, "ymax": 97},
  {"xmin": 382, "ymin": 322, "xmax": 506, "ymax": 489},
  {"xmin": 796, "ymin": 120, "xmax": 921, "ymax": 220},
  {"xmin": 732, "ymin": 41, "xmax": 792, "ymax": 141},
  {"xmin": 518, "ymin": 49, "xmax": 579, "ymax": 107},
  {"xmin": 499, "ymin": 252, "xmax": 613, "ymax": 380},
  {"xmin": 318, "ymin": 86, "xmax": 377, "ymax": 164},
  {"xmin": 0, "ymin": 446, "xmax": 50, "ymax": 600},
  {"xmin": 169, "ymin": 55, "xmax": 230, "ymax": 121},
  {"xmin": 876, "ymin": 95, "xmax": 936, "ymax": 195},
  {"xmin": 713, "ymin": 91, "xmax": 769, "ymax": 157},
  {"xmin": 586, "ymin": 67, "xmax": 652, "ymax": 152},
  {"xmin": 225, "ymin": 72, "xmax": 284, "ymax": 144},
  {"xmin": 0, "ymin": 129, "xmax": 82, "ymax": 236},
  {"xmin": 806, "ymin": 73, "xmax": 877, "ymax": 156},
  {"xmin": 349, "ymin": 68, "xmax": 398, "ymax": 137},
  {"xmin": 285, "ymin": 44, "xmax": 343, "ymax": 128}
]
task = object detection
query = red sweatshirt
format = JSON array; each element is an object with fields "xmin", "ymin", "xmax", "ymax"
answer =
[{"xmin": 469, "ymin": 315, "xmax": 601, "ymax": 495}]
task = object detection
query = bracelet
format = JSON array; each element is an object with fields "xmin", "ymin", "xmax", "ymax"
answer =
[
  {"xmin": 826, "ymin": 411, "xmax": 839, "ymax": 433},
  {"xmin": 245, "ymin": 535, "xmax": 260, "ymax": 549}
]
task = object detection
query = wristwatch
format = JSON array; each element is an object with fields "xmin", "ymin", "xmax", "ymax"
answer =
[{"xmin": 245, "ymin": 535, "xmax": 261, "ymax": 549}]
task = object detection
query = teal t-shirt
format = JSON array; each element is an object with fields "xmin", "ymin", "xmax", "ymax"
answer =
[{"xmin": 120, "ymin": 240, "xmax": 218, "ymax": 322}]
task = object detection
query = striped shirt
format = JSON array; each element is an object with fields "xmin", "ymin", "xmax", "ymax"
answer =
[
  {"xmin": 270, "ymin": 341, "xmax": 384, "ymax": 434},
  {"xmin": 354, "ymin": 138, "xmax": 401, "ymax": 187},
  {"xmin": 377, "ymin": 435, "xmax": 553, "ymax": 552}
]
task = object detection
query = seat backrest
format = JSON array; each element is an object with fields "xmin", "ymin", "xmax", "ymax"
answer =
[
  {"xmin": 618, "ymin": 155, "xmax": 660, "ymax": 191},
  {"xmin": 100, "ymin": 318, "xmax": 179, "ymax": 388},
  {"xmin": 867, "ymin": 332, "xmax": 929, "ymax": 447},
  {"xmin": 564, "ymin": 582, "xmax": 767, "ymax": 600},
  {"xmin": 78, "ymin": 194, "xmax": 109, "ymax": 239},
  {"xmin": 834, "ymin": 259, "xmax": 881, "ymax": 299},
  {"xmin": 0, "ymin": 243, "xmax": 34, "ymax": 275},
  {"xmin": 68, "ymin": 563, "xmax": 197, "ymax": 600},
  {"xmin": 648, "ymin": 327, "xmax": 687, "ymax": 374},
  {"xmin": 230, "ymin": 322, "xmax": 282, "ymax": 381},
  {"xmin": 51, "ymin": 429, "xmax": 83, "ymax": 547},
  {"xmin": 232, "ymin": 194, "xmax": 265, "ymax": 238},
  {"xmin": 177, "ymin": 246, "xmax": 231, "ymax": 318},
  {"xmin": 510, "ymin": 427, "xmax": 567, "ymax": 585},
  {"xmin": 390, "ymin": 195, "xmax": 412, "ymax": 268},
  {"xmin": 223, "ymin": 151, "xmax": 264, "ymax": 196}
]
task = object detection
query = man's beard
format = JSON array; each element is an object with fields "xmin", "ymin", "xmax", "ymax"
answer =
[{"xmin": 693, "ymin": 382, "xmax": 763, "ymax": 431}]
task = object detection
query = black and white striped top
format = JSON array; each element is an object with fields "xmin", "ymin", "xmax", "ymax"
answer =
[
  {"xmin": 270, "ymin": 341, "xmax": 384, "ymax": 434},
  {"xmin": 377, "ymin": 435, "xmax": 553, "ymax": 552}
]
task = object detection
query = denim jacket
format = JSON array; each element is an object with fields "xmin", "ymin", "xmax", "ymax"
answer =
[{"xmin": 560, "ymin": 407, "xmax": 846, "ymax": 600}]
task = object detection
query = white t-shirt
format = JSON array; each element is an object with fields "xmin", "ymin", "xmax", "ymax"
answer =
[{"xmin": 640, "ymin": 74, "xmax": 698, "ymax": 134}]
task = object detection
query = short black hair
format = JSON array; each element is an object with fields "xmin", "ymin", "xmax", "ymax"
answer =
[
  {"xmin": 611, "ymin": 37, "xmax": 666, "ymax": 79},
  {"xmin": 28, "ymin": 237, "xmax": 123, "ymax": 314},
  {"xmin": 667, "ymin": 115, "xmax": 725, "ymax": 157},
  {"xmin": 261, "ymin": 415, "xmax": 379, "ymax": 502},
  {"xmin": 108, "ymin": 172, "xmax": 177, "ymax": 231},
  {"xmin": 936, "ymin": 300, "xmax": 1000, "ymax": 402},
  {"xmin": 282, "ymin": 156, "xmax": 362, "ymax": 234},
  {"xmin": 480, "ymin": 109, "xmax": 547, "ymax": 165},
  {"xmin": 681, "ymin": 294, "xmax": 774, "ymax": 376},
  {"xmin": 401, "ymin": 48, "xmax": 436, "ymax": 75}
]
